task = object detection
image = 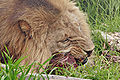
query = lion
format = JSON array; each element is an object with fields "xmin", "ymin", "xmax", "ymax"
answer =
[{"xmin": 0, "ymin": 0, "xmax": 94, "ymax": 71}]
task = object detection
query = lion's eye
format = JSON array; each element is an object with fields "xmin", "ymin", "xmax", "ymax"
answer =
[
  {"xmin": 63, "ymin": 38, "xmax": 69, "ymax": 42},
  {"xmin": 57, "ymin": 38, "xmax": 70, "ymax": 48},
  {"xmin": 58, "ymin": 38, "xmax": 69, "ymax": 43}
]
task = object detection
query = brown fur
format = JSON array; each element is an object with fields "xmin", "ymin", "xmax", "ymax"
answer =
[{"xmin": 0, "ymin": 0, "xmax": 94, "ymax": 70}]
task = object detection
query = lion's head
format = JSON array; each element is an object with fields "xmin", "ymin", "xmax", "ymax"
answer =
[
  {"xmin": 46, "ymin": 5, "xmax": 95, "ymax": 67},
  {"xmin": 0, "ymin": 0, "xmax": 94, "ymax": 70}
]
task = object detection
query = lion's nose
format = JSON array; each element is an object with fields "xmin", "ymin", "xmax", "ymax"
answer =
[{"xmin": 85, "ymin": 50, "xmax": 94, "ymax": 57}]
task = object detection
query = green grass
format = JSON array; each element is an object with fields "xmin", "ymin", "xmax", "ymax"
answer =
[
  {"xmin": 0, "ymin": 0, "xmax": 120, "ymax": 80},
  {"xmin": 0, "ymin": 46, "xmax": 51, "ymax": 80},
  {"xmin": 76, "ymin": 0, "xmax": 120, "ymax": 32}
]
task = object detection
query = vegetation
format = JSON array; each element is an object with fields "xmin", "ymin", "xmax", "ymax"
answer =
[
  {"xmin": 0, "ymin": 0, "xmax": 120, "ymax": 80},
  {"xmin": 0, "ymin": 46, "xmax": 52, "ymax": 80},
  {"xmin": 76, "ymin": 0, "xmax": 120, "ymax": 32}
]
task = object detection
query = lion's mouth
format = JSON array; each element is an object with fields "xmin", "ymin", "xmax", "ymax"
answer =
[{"xmin": 49, "ymin": 47, "xmax": 92, "ymax": 68}]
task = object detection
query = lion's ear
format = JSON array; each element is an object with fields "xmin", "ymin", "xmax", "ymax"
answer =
[{"xmin": 18, "ymin": 20, "xmax": 31, "ymax": 36}]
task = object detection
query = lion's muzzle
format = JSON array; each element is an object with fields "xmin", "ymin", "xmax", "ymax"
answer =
[{"xmin": 49, "ymin": 46, "xmax": 94, "ymax": 68}]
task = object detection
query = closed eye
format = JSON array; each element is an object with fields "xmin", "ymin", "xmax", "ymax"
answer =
[
  {"xmin": 63, "ymin": 38, "xmax": 69, "ymax": 42},
  {"xmin": 57, "ymin": 38, "xmax": 70, "ymax": 43}
]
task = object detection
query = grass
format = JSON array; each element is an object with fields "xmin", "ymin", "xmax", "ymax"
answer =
[
  {"xmin": 0, "ymin": 46, "xmax": 51, "ymax": 80},
  {"xmin": 0, "ymin": 0, "xmax": 120, "ymax": 80},
  {"xmin": 76, "ymin": 0, "xmax": 120, "ymax": 32}
]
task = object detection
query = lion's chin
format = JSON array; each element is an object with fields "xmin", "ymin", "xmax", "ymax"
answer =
[{"xmin": 49, "ymin": 52, "xmax": 88, "ymax": 68}]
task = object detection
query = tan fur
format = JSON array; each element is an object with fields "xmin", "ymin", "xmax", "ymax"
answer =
[{"xmin": 0, "ymin": 0, "xmax": 94, "ymax": 70}]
